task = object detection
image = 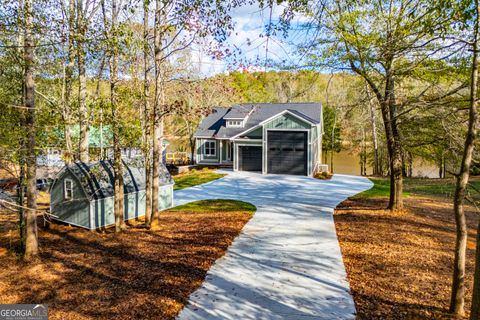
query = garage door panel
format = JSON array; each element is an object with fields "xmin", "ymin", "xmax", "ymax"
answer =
[
  {"xmin": 267, "ymin": 131, "xmax": 307, "ymax": 175},
  {"xmin": 239, "ymin": 146, "xmax": 262, "ymax": 172}
]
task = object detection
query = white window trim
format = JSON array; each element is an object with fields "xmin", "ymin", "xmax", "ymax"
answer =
[
  {"xmin": 204, "ymin": 140, "xmax": 216, "ymax": 156},
  {"xmin": 226, "ymin": 120, "xmax": 244, "ymax": 128},
  {"xmin": 64, "ymin": 178, "xmax": 73, "ymax": 200}
]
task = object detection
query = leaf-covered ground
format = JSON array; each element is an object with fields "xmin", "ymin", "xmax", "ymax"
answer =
[
  {"xmin": 173, "ymin": 169, "xmax": 226, "ymax": 190},
  {"xmin": 0, "ymin": 199, "xmax": 255, "ymax": 319},
  {"xmin": 335, "ymin": 180, "xmax": 478, "ymax": 319}
]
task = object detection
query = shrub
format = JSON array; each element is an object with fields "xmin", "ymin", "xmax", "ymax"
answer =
[
  {"xmin": 314, "ymin": 171, "xmax": 333, "ymax": 180},
  {"xmin": 202, "ymin": 167, "xmax": 210, "ymax": 171}
]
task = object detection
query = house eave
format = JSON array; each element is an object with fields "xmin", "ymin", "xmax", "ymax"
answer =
[
  {"xmin": 229, "ymin": 124, "xmax": 262, "ymax": 140},
  {"xmin": 258, "ymin": 109, "xmax": 317, "ymax": 126}
]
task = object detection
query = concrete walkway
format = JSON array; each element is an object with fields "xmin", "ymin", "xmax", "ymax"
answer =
[{"xmin": 175, "ymin": 171, "xmax": 372, "ymax": 320}]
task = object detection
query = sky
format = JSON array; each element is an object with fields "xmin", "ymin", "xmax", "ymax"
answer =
[{"xmin": 191, "ymin": 2, "xmax": 311, "ymax": 77}]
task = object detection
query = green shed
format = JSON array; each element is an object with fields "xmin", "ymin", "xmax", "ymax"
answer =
[{"xmin": 49, "ymin": 157, "xmax": 173, "ymax": 229}]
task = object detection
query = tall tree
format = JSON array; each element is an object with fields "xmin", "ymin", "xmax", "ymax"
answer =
[
  {"xmin": 77, "ymin": 0, "xmax": 89, "ymax": 162},
  {"xmin": 143, "ymin": 0, "xmax": 153, "ymax": 226},
  {"xmin": 103, "ymin": 0, "xmax": 125, "ymax": 232},
  {"xmin": 23, "ymin": 0, "xmax": 38, "ymax": 260},
  {"xmin": 452, "ymin": 0, "xmax": 480, "ymax": 316},
  {"xmin": 149, "ymin": 0, "xmax": 164, "ymax": 230},
  {"xmin": 63, "ymin": 0, "xmax": 76, "ymax": 164},
  {"xmin": 366, "ymin": 85, "xmax": 380, "ymax": 176},
  {"xmin": 294, "ymin": 0, "xmax": 463, "ymax": 210}
]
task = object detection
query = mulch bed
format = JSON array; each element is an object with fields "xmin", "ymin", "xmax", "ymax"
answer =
[
  {"xmin": 0, "ymin": 203, "xmax": 252, "ymax": 319},
  {"xmin": 334, "ymin": 197, "xmax": 478, "ymax": 319}
]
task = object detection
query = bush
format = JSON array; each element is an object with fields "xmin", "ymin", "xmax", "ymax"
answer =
[
  {"xmin": 202, "ymin": 167, "xmax": 210, "ymax": 171},
  {"xmin": 314, "ymin": 171, "xmax": 333, "ymax": 180},
  {"xmin": 471, "ymin": 166, "xmax": 480, "ymax": 176},
  {"xmin": 190, "ymin": 169, "xmax": 197, "ymax": 173}
]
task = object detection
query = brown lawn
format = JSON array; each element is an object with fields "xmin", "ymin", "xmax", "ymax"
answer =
[
  {"xmin": 0, "ymin": 199, "xmax": 254, "ymax": 319},
  {"xmin": 335, "ymin": 196, "xmax": 478, "ymax": 319}
]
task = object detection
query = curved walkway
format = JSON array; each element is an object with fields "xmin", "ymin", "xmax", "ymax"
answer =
[{"xmin": 175, "ymin": 171, "xmax": 372, "ymax": 320}]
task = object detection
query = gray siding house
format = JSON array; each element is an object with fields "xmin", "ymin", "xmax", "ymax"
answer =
[
  {"xmin": 194, "ymin": 103, "xmax": 323, "ymax": 176},
  {"xmin": 49, "ymin": 158, "xmax": 173, "ymax": 229}
]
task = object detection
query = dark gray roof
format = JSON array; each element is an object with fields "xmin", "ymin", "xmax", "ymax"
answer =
[
  {"xmin": 194, "ymin": 103, "xmax": 322, "ymax": 139},
  {"xmin": 223, "ymin": 105, "xmax": 252, "ymax": 119},
  {"xmin": 58, "ymin": 157, "xmax": 173, "ymax": 200}
]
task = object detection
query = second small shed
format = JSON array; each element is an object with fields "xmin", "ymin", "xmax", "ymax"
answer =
[{"xmin": 49, "ymin": 157, "xmax": 173, "ymax": 229}]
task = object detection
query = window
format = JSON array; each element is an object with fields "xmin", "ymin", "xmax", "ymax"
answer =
[
  {"xmin": 64, "ymin": 179, "xmax": 73, "ymax": 200},
  {"xmin": 204, "ymin": 141, "xmax": 216, "ymax": 156},
  {"xmin": 227, "ymin": 120, "xmax": 243, "ymax": 127}
]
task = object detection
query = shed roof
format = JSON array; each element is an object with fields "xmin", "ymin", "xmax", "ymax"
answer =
[
  {"xmin": 194, "ymin": 103, "xmax": 322, "ymax": 139},
  {"xmin": 55, "ymin": 157, "xmax": 173, "ymax": 200}
]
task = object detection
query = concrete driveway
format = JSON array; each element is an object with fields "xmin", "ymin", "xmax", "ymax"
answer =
[{"xmin": 175, "ymin": 171, "xmax": 372, "ymax": 320}]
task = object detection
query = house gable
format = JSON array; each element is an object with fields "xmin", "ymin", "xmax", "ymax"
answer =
[
  {"xmin": 263, "ymin": 112, "xmax": 312, "ymax": 130},
  {"xmin": 242, "ymin": 126, "xmax": 263, "ymax": 139}
]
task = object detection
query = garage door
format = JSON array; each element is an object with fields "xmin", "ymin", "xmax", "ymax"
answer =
[
  {"xmin": 238, "ymin": 146, "xmax": 262, "ymax": 172},
  {"xmin": 267, "ymin": 131, "xmax": 307, "ymax": 175}
]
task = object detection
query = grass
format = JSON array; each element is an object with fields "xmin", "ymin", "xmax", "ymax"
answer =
[
  {"xmin": 353, "ymin": 176, "xmax": 480, "ymax": 201},
  {"xmin": 173, "ymin": 169, "xmax": 226, "ymax": 191},
  {"xmin": 0, "ymin": 199, "xmax": 256, "ymax": 320},
  {"xmin": 168, "ymin": 199, "xmax": 256, "ymax": 214}
]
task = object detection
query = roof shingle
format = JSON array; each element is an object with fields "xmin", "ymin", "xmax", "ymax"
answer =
[{"xmin": 194, "ymin": 103, "xmax": 322, "ymax": 139}]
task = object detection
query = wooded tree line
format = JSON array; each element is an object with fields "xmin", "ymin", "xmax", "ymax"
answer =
[
  {"xmin": 1, "ymin": 0, "xmax": 480, "ymax": 317},
  {"xmin": 277, "ymin": 0, "xmax": 479, "ymax": 317},
  {"xmin": 0, "ymin": 0, "xmax": 241, "ymax": 258}
]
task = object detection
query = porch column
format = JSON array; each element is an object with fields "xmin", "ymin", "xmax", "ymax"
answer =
[{"xmin": 219, "ymin": 140, "xmax": 223, "ymax": 164}]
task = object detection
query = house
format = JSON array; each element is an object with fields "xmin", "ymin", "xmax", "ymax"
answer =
[
  {"xmin": 49, "ymin": 157, "xmax": 173, "ymax": 229},
  {"xmin": 37, "ymin": 148, "xmax": 65, "ymax": 167},
  {"xmin": 194, "ymin": 103, "xmax": 324, "ymax": 176},
  {"xmin": 37, "ymin": 148, "xmax": 65, "ymax": 179}
]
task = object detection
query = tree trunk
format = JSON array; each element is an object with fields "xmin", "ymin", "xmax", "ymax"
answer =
[
  {"xmin": 17, "ymin": 163, "xmax": 25, "ymax": 249},
  {"xmin": 190, "ymin": 138, "xmax": 195, "ymax": 165},
  {"xmin": 16, "ymin": 4, "xmax": 26, "ymax": 250},
  {"xmin": 385, "ymin": 67, "xmax": 404, "ymax": 210},
  {"xmin": 24, "ymin": 0, "xmax": 38, "ymax": 260},
  {"xmin": 150, "ymin": 0, "xmax": 164, "ymax": 230},
  {"xmin": 95, "ymin": 56, "xmax": 105, "ymax": 159},
  {"xmin": 330, "ymin": 109, "xmax": 336, "ymax": 174},
  {"xmin": 453, "ymin": 1, "xmax": 480, "ymax": 316},
  {"xmin": 366, "ymin": 86, "xmax": 380, "ymax": 176},
  {"xmin": 108, "ymin": 0, "xmax": 125, "ymax": 233},
  {"xmin": 472, "ymin": 220, "xmax": 480, "ymax": 320},
  {"xmin": 63, "ymin": 0, "xmax": 75, "ymax": 164},
  {"xmin": 143, "ymin": 0, "xmax": 152, "ymax": 227},
  {"xmin": 77, "ymin": 0, "xmax": 89, "ymax": 163},
  {"xmin": 439, "ymin": 153, "xmax": 444, "ymax": 179}
]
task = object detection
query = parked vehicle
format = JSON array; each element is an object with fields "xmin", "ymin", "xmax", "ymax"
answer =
[
  {"xmin": 0, "ymin": 178, "xmax": 18, "ymax": 191},
  {"xmin": 37, "ymin": 178, "xmax": 53, "ymax": 191}
]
